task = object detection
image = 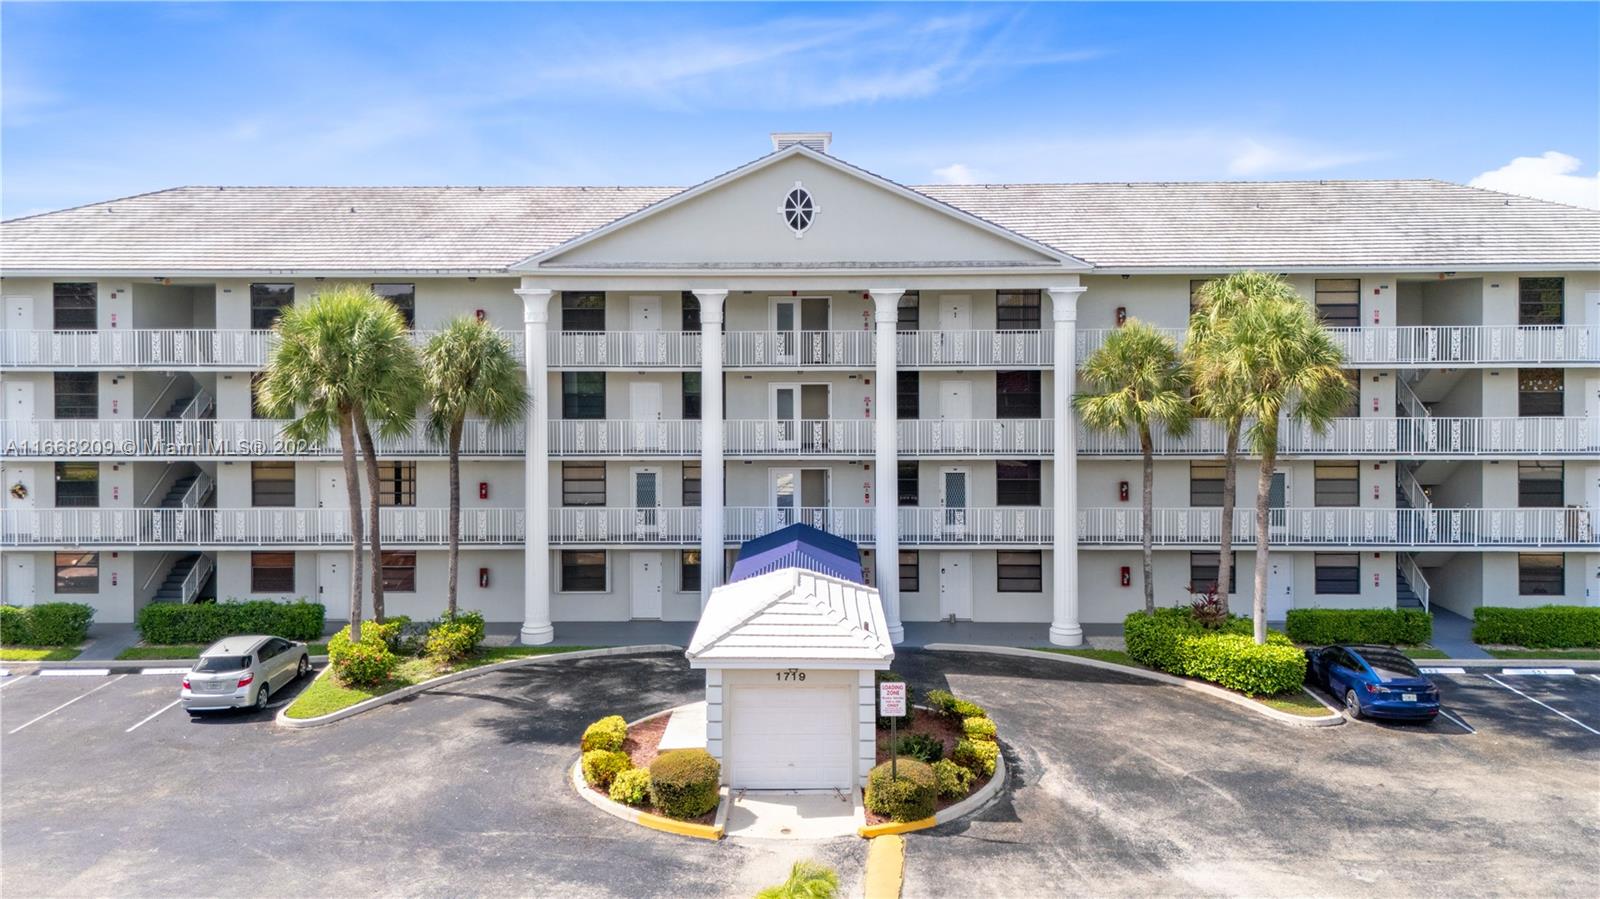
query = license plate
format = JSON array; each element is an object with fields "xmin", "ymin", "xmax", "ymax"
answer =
[{"xmin": 1402, "ymin": 693, "xmax": 1418, "ymax": 703}]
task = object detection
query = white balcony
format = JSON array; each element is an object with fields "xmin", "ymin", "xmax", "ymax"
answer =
[
  {"xmin": 1076, "ymin": 325, "xmax": 1600, "ymax": 368},
  {"xmin": 897, "ymin": 330, "xmax": 1052, "ymax": 368},
  {"xmin": 898, "ymin": 419, "xmax": 1052, "ymax": 455},
  {"xmin": 1, "ymin": 419, "xmax": 524, "ymax": 458},
  {"xmin": 1076, "ymin": 416, "xmax": 1600, "ymax": 457},
  {"xmin": 1078, "ymin": 507, "xmax": 1595, "ymax": 548},
  {"xmin": 549, "ymin": 420, "xmax": 701, "ymax": 457},
  {"xmin": 549, "ymin": 331, "xmax": 700, "ymax": 368},
  {"xmin": 2, "ymin": 508, "xmax": 525, "ymax": 547},
  {"xmin": 0, "ymin": 329, "xmax": 525, "ymax": 370},
  {"xmin": 725, "ymin": 419, "xmax": 875, "ymax": 456},
  {"xmin": 723, "ymin": 330, "xmax": 876, "ymax": 368}
]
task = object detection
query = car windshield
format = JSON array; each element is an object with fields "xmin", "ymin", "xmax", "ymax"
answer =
[
  {"xmin": 1355, "ymin": 648, "xmax": 1422, "ymax": 680},
  {"xmin": 194, "ymin": 655, "xmax": 252, "ymax": 673}
]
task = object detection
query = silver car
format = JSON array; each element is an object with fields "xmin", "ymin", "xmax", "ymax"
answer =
[{"xmin": 180, "ymin": 635, "xmax": 310, "ymax": 714}]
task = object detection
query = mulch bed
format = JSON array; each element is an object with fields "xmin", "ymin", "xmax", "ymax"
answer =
[
  {"xmin": 864, "ymin": 707, "xmax": 995, "ymax": 825},
  {"xmin": 582, "ymin": 709, "xmax": 718, "ymax": 827}
]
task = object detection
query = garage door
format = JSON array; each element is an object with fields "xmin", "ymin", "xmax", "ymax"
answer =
[{"xmin": 727, "ymin": 685, "xmax": 853, "ymax": 790}]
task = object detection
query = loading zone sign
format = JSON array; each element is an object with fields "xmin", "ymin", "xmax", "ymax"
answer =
[{"xmin": 879, "ymin": 681, "xmax": 907, "ymax": 717}]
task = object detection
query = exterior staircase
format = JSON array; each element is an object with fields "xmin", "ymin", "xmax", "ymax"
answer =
[
  {"xmin": 152, "ymin": 554, "xmax": 206, "ymax": 603},
  {"xmin": 1395, "ymin": 565, "xmax": 1424, "ymax": 610},
  {"xmin": 159, "ymin": 471, "xmax": 207, "ymax": 508}
]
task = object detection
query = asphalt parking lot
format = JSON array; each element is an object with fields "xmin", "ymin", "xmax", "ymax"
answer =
[{"xmin": 1, "ymin": 652, "xmax": 1596, "ymax": 898}]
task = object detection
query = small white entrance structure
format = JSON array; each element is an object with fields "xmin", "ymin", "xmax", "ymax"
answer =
[{"xmin": 686, "ymin": 567, "xmax": 894, "ymax": 790}]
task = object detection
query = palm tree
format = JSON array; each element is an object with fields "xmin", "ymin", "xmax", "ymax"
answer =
[
  {"xmin": 1186, "ymin": 271, "xmax": 1286, "ymax": 614},
  {"xmin": 256, "ymin": 285, "xmax": 407, "ymax": 641},
  {"xmin": 1075, "ymin": 319, "xmax": 1191, "ymax": 614},
  {"xmin": 1226, "ymin": 293, "xmax": 1351, "ymax": 643},
  {"xmin": 421, "ymin": 318, "xmax": 528, "ymax": 616}
]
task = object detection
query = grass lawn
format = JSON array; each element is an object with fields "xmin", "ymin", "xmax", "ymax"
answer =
[
  {"xmin": 0, "ymin": 646, "xmax": 83, "ymax": 662},
  {"xmin": 1253, "ymin": 691, "xmax": 1333, "ymax": 716},
  {"xmin": 1485, "ymin": 648, "xmax": 1600, "ymax": 661},
  {"xmin": 1036, "ymin": 647, "xmax": 1146, "ymax": 668},
  {"xmin": 284, "ymin": 645, "xmax": 596, "ymax": 719},
  {"xmin": 116, "ymin": 641, "xmax": 330, "ymax": 661},
  {"xmin": 1401, "ymin": 647, "xmax": 1451, "ymax": 659}
]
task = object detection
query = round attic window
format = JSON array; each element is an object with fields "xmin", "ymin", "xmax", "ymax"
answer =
[{"xmin": 780, "ymin": 182, "xmax": 816, "ymax": 237}]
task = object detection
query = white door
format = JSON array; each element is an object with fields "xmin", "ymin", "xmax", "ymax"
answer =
[
  {"xmin": 771, "ymin": 468, "xmax": 798, "ymax": 527},
  {"xmin": 630, "ymin": 381, "xmax": 664, "ymax": 451},
  {"xmin": 940, "ymin": 467, "xmax": 970, "ymax": 533},
  {"xmin": 771, "ymin": 384, "xmax": 800, "ymax": 450},
  {"xmin": 1586, "ymin": 375, "xmax": 1600, "ymax": 452},
  {"xmin": 727, "ymin": 684, "xmax": 854, "ymax": 789},
  {"xmin": 1267, "ymin": 554, "xmax": 1294, "ymax": 620},
  {"xmin": 1268, "ymin": 470, "xmax": 1290, "ymax": 541},
  {"xmin": 319, "ymin": 552, "xmax": 347, "ymax": 611},
  {"xmin": 630, "ymin": 552, "xmax": 663, "ymax": 619},
  {"xmin": 632, "ymin": 467, "xmax": 661, "ymax": 534},
  {"xmin": 7, "ymin": 379, "xmax": 34, "ymax": 423},
  {"xmin": 938, "ymin": 379, "xmax": 972, "ymax": 451},
  {"xmin": 5, "ymin": 551, "xmax": 37, "ymax": 605},
  {"xmin": 6, "ymin": 296, "xmax": 33, "ymax": 332},
  {"xmin": 628, "ymin": 296, "xmax": 661, "ymax": 332},
  {"xmin": 772, "ymin": 299, "xmax": 800, "ymax": 365},
  {"xmin": 3, "ymin": 464, "xmax": 35, "ymax": 511},
  {"xmin": 938, "ymin": 295, "xmax": 970, "ymax": 363},
  {"xmin": 939, "ymin": 552, "xmax": 973, "ymax": 620}
]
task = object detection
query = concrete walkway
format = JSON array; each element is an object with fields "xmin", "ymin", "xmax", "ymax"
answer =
[
  {"xmin": 75, "ymin": 623, "xmax": 142, "ymax": 661},
  {"xmin": 1426, "ymin": 607, "xmax": 1492, "ymax": 658}
]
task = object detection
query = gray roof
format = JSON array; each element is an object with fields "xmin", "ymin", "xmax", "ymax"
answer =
[{"xmin": 3, "ymin": 179, "xmax": 1596, "ymax": 274}]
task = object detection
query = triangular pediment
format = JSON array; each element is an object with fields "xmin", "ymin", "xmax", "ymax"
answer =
[
  {"xmin": 687, "ymin": 568, "xmax": 893, "ymax": 668},
  {"xmin": 516, "ymin": 145, "xmax": 1086, "ymax": 272}
]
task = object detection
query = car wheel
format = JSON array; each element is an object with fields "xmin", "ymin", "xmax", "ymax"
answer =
[
  {"xmin": 254, "ymin": 683, "xmax": 270, "ymax": 713},
  {"xmin": 1344, "ymin": 688, "xmax": 1364, "ymax": 720},
  {"xmin": 296, "ymin": 655, "xmax": 310, "ymax": 679}
]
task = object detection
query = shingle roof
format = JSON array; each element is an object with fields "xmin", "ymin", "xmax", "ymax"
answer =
[
  {"xmin": 3, "ymin": 179, "xmax": 1595, "ymax": 273},
  {"xmin": 686, "ymin": 567, "xmax": 893, "ymax": 668}
]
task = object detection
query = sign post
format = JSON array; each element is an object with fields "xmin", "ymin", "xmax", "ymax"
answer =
[{"xmin": 879, "ymin": 680, "xmax": 908, "ymax": 778}]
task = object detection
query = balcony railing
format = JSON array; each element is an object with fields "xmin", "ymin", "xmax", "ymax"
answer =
[
  {"xmin": 1076, "ymin": 325, "xmax": 1600, "ymax": 367},
  {"xmin": 3, "ymin": 508, "xmax": 526, "ymax": 547},
  {"xmin": 726, "ymin": 419, "xmax": 875, "ymax": 456},
  {"xmin": 1, "ymin": 329, "xmax": 524, "ymax": 369},
  {"xmin": 1078, "ymin": 507, "xmax": 1595, "ymax": 548},
  {"xmin": 1, "ymin": 419, "xmax": 524, "ymax": 457},
  {"xmin": 899, "ymin": 419, "xmax": 1052, "ymax": 455},
  {"xmin": 1076, "ymin": 416, "xmax": 1600, "ymax": 457},
  {"xmin": 550, "ymin": 420, "xmax": 701, "ymax": 456},
  {"xmin": 724, "ymin": 330, "xmax": 876, "ymax": 367},
  {"xmin": 549, "ymin": 331, "xmax": 700, "ymax": 368},
  {"xmin": 897, "ymin": 330, "xmax": 1052, "ymax": 367}
]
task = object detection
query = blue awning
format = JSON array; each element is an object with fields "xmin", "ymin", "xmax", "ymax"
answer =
[{"xmin": 727, "ymin": 522, "xmax": 865, "ymax": 585}]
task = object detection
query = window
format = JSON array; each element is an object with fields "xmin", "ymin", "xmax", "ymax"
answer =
[
  {"xmin": 381, "ymin": 551, "xmax": 417, "ymax": 592},
  {"xmin": 1518, "ymin": 461, "xmax": 1563, "ymax": 508},
  {"xmin": 681, "ymin": 293, "xmax": 701, "ymax": 332},
  {"xmin": 250, "ymin": 283, "xmax": 294, "ymax": 329},
  {"xmin": 1190, "ymin": 461, "xmax": 1226, "ymax": 506},
  {"xmin": 1518, "ymin": 368, "xmax": 1563, "ymax": 416},
  {"xmin": 680, "ymin": 550, "xmax": 701, "ymax": 593},
  {"xmin": 375, "ymin": 462, "xmax": 417, "ymax": 507},
  {"xmin": 251, "ymin": 462, "xmax": 295, "ymax": 507},
  {"xmin": 683, "ymin": 462, "xmax": 701, "ymax": 507},
  {"xmin": 996, "ymin": 290, "xmax": 1042, "ymax": 330},
  {"xmin": 997, "ymin": 551, "xmax": 1044, "ymax": 592},
  {"xmin": 1314, "ymin": 553, "xmax": 1360, "ymax": 595},
  {"xmin": 897, "ymin": 292, "xmax": 920, "ymax": 330},
  {"xmin": 251, "ymin": 552, "xmax": 295, "ymax": 592},
  {"xmin": 899, "ymin": 550, "xmax": 920, "ymax": 593},
  {"xmin": 53, "ymin": 282, "xmax": 97, "ymax": 330},
  {"xmin": 997, "ymin": 460, "xmax": 1042, "ymax": 506},
  {"xmin": 561, "ymin": 292, "xmax": 606, "ymax": 332},
  {"xmin": 1337, "ymin": 371, "xmax": 1361, "ymax": 418},
  {"xmin": 996, "ymin": 371, "xmax": 1041, "ymax": 419},
  {"xmin": 1519, "ymin": 277, "xmax": 1564, "ymax": 326},
  {"xmin": 373, "ymin": 283, "xmax": 415, "ymax": 328},
  {"xmin": 1314, "ymin": 461, "xmax": 1359, "ymax": 507},
  {"xmin": 1518, "ymin": 553, "xmax": 1564, "ymax": 596},
  {"xmin": 562, "ymin": 372, "xmax": 606, "ymax": 419},
  {"xmin": 561, "ymin": 550, "xmax": 607, "ymax": 591},
  {"xmin": 1189, "ymin": 279, "xmax": 1215, "ymax": 314},
  {"xmin": 897, "ymin": 462, "xmax": 919, "ymax": 507},
  {"xmin": 782, "ymin": 184, "xmax": 815, "ymax": 235},
  {"xmin": 55, "ymin": 462, "xmax": 98, "ymax": 507},
  {"xmin": 1313, "ymin": 278, "xmax": 1360, "ymax": 327},
  {"xmin": 1189, "ymin": 552, "xmax": 1237, "ymax": 593},
  {"xmin": 682, "ymin": 373, "xmax": 701, "ymax": 420},
  {"xmin": 53, "ymin": 372, "xmax": 97, "ymax": 419},
  {"xmin": 54, "ymin": 552, "xmax": 98, "ymax": 594},
  {"xmin": 251, "ymin": 373, "xmax": 271, "ymax": 419},
  {"xmin": 897, "ymin": 371, "xmax": 920, "ymax": 420},
  {"xmin": 561, "ymin": 461, "xmax": 606, "ymax": 506}
]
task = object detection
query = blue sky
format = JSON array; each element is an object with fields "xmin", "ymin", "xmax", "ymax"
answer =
[{"xmin": 4, "ymin": 2, "xmax": 1597, "ymax": 218}]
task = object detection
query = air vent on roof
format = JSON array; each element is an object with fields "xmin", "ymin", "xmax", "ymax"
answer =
[{"xmin": 771, "ymin": 132, "xmax": 831, "ymax": 154}]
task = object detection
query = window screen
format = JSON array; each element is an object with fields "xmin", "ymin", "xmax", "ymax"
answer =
[
  {"xmin": 250, "ymin": 283, "xmax": 294, "ymax": 329},
  {"xmin": 897, "ymin": 371, "xmax": 920, "ymax": 420},
  {"xmin": 1189, "ymin": 461, "xmax": 1226, "ymax": 507},
  {"xmin": 562, "ymin": 372, "xmax": 606, "ymax": 419},
  {"xmin": 996, "ymin": 371, "xmax": 1041, "ymax": 419},
  {"xmin": 373, "ymin": 283, "xmax": 416, "ymax": 328},
  {"xmin": 561, "ymin": 292, "xmax": 606, "ymax": 332},
  {"xmin": 251, "ymin": 462, "xmax": 295, "ymax": 507},
  {"xmin": 1518, "ymin": 461, "xmax": 1563, "ymax": 508},
  {"xmin": 53, "ymin": 372, "xmax": 98, "ymax": 419},
  {"xmin": 996, "ymin": 290, "xmax": 1042, "ymax": 330},
  {"xmin": 680, "ymin": 550, "xmax": 701, "ymax": 592},
  {"xmin": 53, "ymin": 283, "xmax": 97, "ymax": 330},
  {"xmin": 381, "ymin": 552, "xmax": 417, "ymax": 592},
  {"xmin": 1314, "ymin": 553, "xmax": 1360, "ymax": 595},
  {"xmin": 997, "ymin": 551, "xmax": 1044, "ymax": 592},
  {"xmin": 55, "ymin": 552, "xmax": 99, "ymax": 594},
  {"xmin": 1518, "ymin": 553, "xmax": 1564, "ymax": 596},
  {"xmin": 996, "ymin": 460, "xmax": 1042, "ymax": 506},
  {"xmin": 681, "ymin": 293, "xmax": 701, "ymax": 332},
  {"xmin": 1313, "ymin": 278, "xmax": 1360, "ymax": 327},
  {"xmin": 897, "ymin": 461, "xmax": 919, "ymax": 507},
  {"xmin": 899, "ymin": 550, "xmax": 920, "ymax": 593},
  {"xmin": 681, "ymin": 373, "xmax": 701, "ymax": 420},
  {"xmin": 1518, "ymin": 277, "xmax": 1563, "ymax": 326},
  {"xmin": 1189, "ymin": 552, "xmax": 1237, "ymax": 593},
  {"xmin": 561, "ymin": 551, "xmax": 607, "ymax": 591},
  {"xmin": 55, "ymin": 462, "xmax": 99, "ymax": 507},
  {"xmin": 562, "ymin": 461, "xmax": 606, "ymax": 506},
  {"xmin": 897, "ymin": 293, "xmax": 920, "ymax": 330},
  {"xmin": 251, "ymin": 552, "xmax": 296, "ymax": 592},
  {"xmin": 1314, "ymin": 461, "xmax": 1359, "ymax": 507},
  {"xmin": 1518, "ymin": 369, "xmax": 1563, "ymax": 416},
  {"xmin": 682, "ymin": 462, "xmax": 701, "ymax": 507},
  {"xmin": 376, "ymin": 462, "xmax": 417, "ymax": 507}
]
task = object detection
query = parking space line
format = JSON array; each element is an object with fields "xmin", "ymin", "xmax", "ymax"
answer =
[
  {"xmin": 1437, "ymin": 709, "xmax": 1475, "ymax": 734},
  {"xmin": 40, "ymin": 668, "xmax": 111, "ymax": 677},
  {"xmin": 7, "ymin": 675, "xmax": 127, "ymax": 734},
  {"xmin": 139, "ymin": 668, "xmax": 190, "ymax": 676},
  {"xmin": 1483, "ymin": 674, "xmax": 1600, "ymax": 736},
  {"xmin": 125, "ymin": 699, "xmax": 183, "ymax": 733}
]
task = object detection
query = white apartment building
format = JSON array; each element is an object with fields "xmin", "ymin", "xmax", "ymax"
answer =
[{"xmin": 2, "ymin": 134, "xmax": 1598, "ymax": 645}]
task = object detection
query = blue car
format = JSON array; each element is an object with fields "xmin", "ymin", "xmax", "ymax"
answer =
[{"xmin": 1305, "ymin": 644, "xmax": 1440, "ymax": 721}]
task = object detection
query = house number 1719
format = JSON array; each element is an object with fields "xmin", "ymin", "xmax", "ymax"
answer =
[{"xmin": 775, "ymin": 669, "xmax": 806, "ymax": 682}]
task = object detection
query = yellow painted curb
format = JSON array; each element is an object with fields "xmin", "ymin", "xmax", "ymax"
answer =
[
  {"xmin": 636, "ymin": 811, "xmax": 724, "ymax": 841},
  {"xmin": 857, "ymin": 816, "xmax": 936, "ymax": 838},
  {"xmin": 864, "ymin": 834, "xmax": 906, "ymax": 899}
]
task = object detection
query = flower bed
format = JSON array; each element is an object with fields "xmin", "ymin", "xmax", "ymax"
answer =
[
  {"xmin": 579, "ymin": 711, "xmax": 719, "ymax": 826},
  {"xmin": 864, "ymin": 701, "xmax": 997, "ymax": 826}
]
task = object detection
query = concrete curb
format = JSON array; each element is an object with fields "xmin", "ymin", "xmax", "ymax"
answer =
[
  {"xmin": 923, "ymin": 643, "xmax": 1346, "ymax": 728},
  {"xmin": 1, "ymin": 654, "xmax": 330, "ymax": 673},
  {"xmin": 569, "ymin": 704, "xmax": 729, "ymax": 841},
  {"xmin": 275, "ymin": 645, "xmax": 682, "ymax": 729}
]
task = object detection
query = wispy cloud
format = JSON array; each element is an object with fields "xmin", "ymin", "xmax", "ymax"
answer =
[{"xmin": 1469, "ymin": 151, "xmax": 1600, "ymax": 209}]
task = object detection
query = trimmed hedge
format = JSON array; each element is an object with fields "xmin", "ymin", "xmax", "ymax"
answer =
[
  {"xmin": 582, "ymin": 749, "xmax": 632, "ymax": 789},
  {"xmin": 1472, "ymin": 606, "xmax": 1600, "ymax": 649},
  {"xmin": 648, "ymin": 749, "xmax": 721, "ymax": 819},
  {"xmin": 0, "ymin": 603, "xmax": 95, "ymax": 646},
  {"xmin": 1285, "ymin": 608, "xmax": 1432, "ymax": 646},
  {"xmin": 894, "ymin": 732, "xmax": 944, "ymax": 763},
  {"xmin": 961, "ymin": 717, "xmax": 997, "ymax": 741},
  {"xmin": 136, "ymin": 600, "xmax": 324, "ymax": 644},
  {"xmin": 865, "ymin": 759, "xmax": 937, "ymax": 822},
  {"xmin": 581, "ymin": 715, "xmax": 628, "ymax": 752},
  {"xmin": 933, "ymin": 758, "xmax": 974, "ymax": 799},
  {"xmin": 609, "ymin": 768, "xmax": 651, "ymax": 806},
  {"xmin": 326, "ymin": 625, "xmax": 399, "ymax": 687},
  {"xmin": 952, "ymin": 738, "xmax": 999, "ymax": 777},
  {"xmin": 1125, "ymin": 609, "xmax": 1306, "ymax": 696}
]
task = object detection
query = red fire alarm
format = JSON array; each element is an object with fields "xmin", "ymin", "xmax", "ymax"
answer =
[
  {"xmin": 1115, "ymin": 306, "xmax": 1127, "ymax": 326},
  {"xmin": 479, "ymin": 568, "xmax": 490, "ymax": 589},
  {"xmin": 1118, "ymin": 481, "xmax": 1130, "ymax": 502},
  {"xmin": 478, "ymin": 482, "xmax": 489, "ymax": 500},
  {"xmin": 1120, "ymin": 566, "xmax": 1132, "ymax": 587},
  {"xmin": 475, "ymin": 309, "xmax": 486, "ymax": 321}
]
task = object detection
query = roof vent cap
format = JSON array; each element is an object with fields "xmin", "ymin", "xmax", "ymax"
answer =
[{"xmin": 771, "ymin": 132, "xmax": 831, "ymax": 154}]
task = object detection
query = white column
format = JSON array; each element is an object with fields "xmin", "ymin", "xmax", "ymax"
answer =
[
  {"xmin": 1047, "ymin": 285, "xmax": 1087, "ymax": 646},
  {"xmin": 516, "ymin": 288, "xmax": 555, "ymax": 644},
  {"xmin": 697, "ymin": 289, "xmax": 729, "ymax": 606},
  {"xmin": 872, "ymin": 289, "xmax": 905, "ymax": 644}
]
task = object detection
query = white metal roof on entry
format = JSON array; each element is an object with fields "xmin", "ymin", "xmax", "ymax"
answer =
[{"xmin": 686, "ymin": 567, "xmax": 894, "ymax": 670}]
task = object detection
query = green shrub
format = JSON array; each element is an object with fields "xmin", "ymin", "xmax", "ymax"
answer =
[
  {"xmin": 326, "ymin": 622, "xmax": 400, "ymax": 687},
  {"xmin": 1125, "ymin": 609, "xmax": 1306, "ymax": 696},
  {"xmin": 894, "ymin": 732, "xmax": 944, "ymax": 763},
  {"xmin": 923, "ymin": 689, "xmax": 958, "ymax": 716},
  {"xmin": 1472, "ymin": 606, "xmax": 1600, "ymax": 649},
  {"xmin": 425, "ymin": 620, "xmax": 479, "ymax": 663},
  {"xmin": 874, "ymin": 671, "xmax": 913, "ymax": 729},
  {"xmin": 932, "ymin": 758, "xmax": 974, "ymax": 799},
  {"xmin": 0, "ymin": 603, "xmax": 95, "ymax": 646},
  {"xmin": 648, "ymin": 749, "xmax": 721, "ymax": 819},
  {"xmin": 962, "ymin": 717, "xmax": 997, "ymax": 741},
  {"xmin": 443, "ymin": 609, "xmax": 486, "ymax": 645},
  {"xmin": 581, "ymin": 715, "xmax": 629, "ymax": 752},
  {"xmin": 135, "ymin": 600, "xmax": 323, "ymax": 644},
  {"xmin": 582, "ymin": 749, "xmax": 632, "ymax": 789},
  {"xmin": 1285, "ymin": 608, "xmax": 1432, "ymax": 645},
  {"xmin": 608, "ymin": 768, "xmax": 651, "ymax": 806},
  {"xmin": 754, "ymin": 860, "xmax": 839, "ymax": 899},
  {"xmin": 951, "ymin": 698, "xmax": 987, "ymax": 720},
  {"xmin": 865, "ymin": 759, "xmax": 937, "ymax": 822},
  {"xmin": 952, "ymin": 738, "xmax": 999, "ymax": 777}
]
